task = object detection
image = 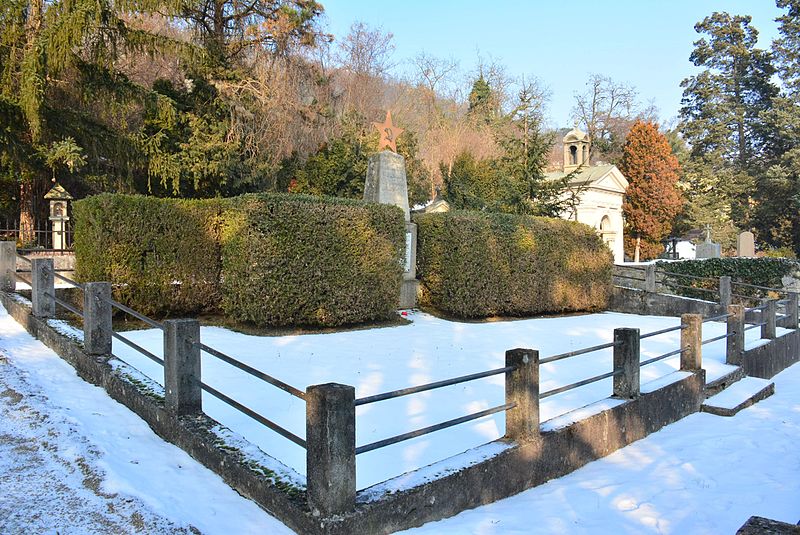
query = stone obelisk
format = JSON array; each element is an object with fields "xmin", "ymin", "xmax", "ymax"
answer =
[{"xmin": 364, "ymin": 111, "xmax": 418, "ymax": 309}]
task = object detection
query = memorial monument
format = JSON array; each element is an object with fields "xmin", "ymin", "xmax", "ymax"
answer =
[
  {"xmin": 364, "ymin": 111, "xmax": 418, "ymax": 308},
  {"xmin": 695, "ymin": 225, "xmax": 721, "ymax": 259}
]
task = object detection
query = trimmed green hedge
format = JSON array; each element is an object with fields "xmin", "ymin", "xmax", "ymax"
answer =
[
  {"xmin": 74, "ymin": 193, "xmax": 404, "ymax": 327},
  {"xmin": 219, "ymin": 194, "xmax": 404, "ymax": 327},
  {"xmin": 74, "ymin": 194, "xmax": 224, "ymax": 316},
  {"xmin": 414, "ymin": 211, "xmax": 613, "ymax": 318},
  {"xmin": 656, "ymin": 258, "xmax": 800, "ymax": 300}
]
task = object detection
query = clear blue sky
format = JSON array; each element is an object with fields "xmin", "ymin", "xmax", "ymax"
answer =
[{"xmin": 320, "ymin": 0, "xmax": 784, "ymax": 128}]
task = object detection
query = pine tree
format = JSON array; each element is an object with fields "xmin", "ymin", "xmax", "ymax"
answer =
[
  {"xmin": 752, "ymin": 0, "xmax": 800, "ymax": 253},
  {"xmin": 620, "ymin": 121, "xmax": 684, "ymax": 260},
  {"xmin": 679, "ymin": 12, "xmax": 778, "ymax": 229}
]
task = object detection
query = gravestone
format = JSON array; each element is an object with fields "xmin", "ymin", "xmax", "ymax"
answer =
[
  {"xmin": 695, "ymin": 226, "xmax": 721, "ymax": 259},
  {"xmin": 364, "ymin": 112, "xmax": 417, "ymax": 308},
  {"xmin": 737, "ymin": 231, "xmax": 755, "ymax": 257}
]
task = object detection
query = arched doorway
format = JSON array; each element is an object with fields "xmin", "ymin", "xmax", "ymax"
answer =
[{"xmin": 599, "ymin": 216, "xmax": 615, "ymax": 249}]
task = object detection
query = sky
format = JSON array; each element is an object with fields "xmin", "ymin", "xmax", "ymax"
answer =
[{"xmin": 320, "ymin": 0, "xmax": 785, "ymax": 128}]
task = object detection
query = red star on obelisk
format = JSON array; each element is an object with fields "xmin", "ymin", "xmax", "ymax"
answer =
[{"xmin": 373, "ymin": 110, "xmax": 404, "ymax": 152}]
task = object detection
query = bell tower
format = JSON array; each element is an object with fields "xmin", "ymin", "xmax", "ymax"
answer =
[{"xmin": 563, "ymin": 126, "xmax": 590, "ymax": 172}]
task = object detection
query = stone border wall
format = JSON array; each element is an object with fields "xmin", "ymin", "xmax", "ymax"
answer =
[
  {"xmin": 0, "ymin": 292, "xmax": 319, "ymax": 535},
  {"xmin": 3, "ymin": 287, "xmax": 799, "ymax": 534}
]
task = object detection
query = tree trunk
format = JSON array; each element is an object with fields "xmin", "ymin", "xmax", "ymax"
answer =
[
  {"xmin": 634, "ymin": 236, "xmax": 641, "ymax": 263},
  {"xmin": 19, "ymin": 179, "xmax": 35, "ymax": 245}
]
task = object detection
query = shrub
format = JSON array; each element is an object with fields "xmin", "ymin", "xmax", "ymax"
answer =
[
  {"xmin": 73, "ymin": 194, "xmax": 224, "ymax": 316},
  {"xmin": 656, "ymin": 257, "xmax": 800, "ymax": 300},
  {"xmin": 414, "ymin": 211, "xmax": 612, "ymax": 318},
  {"xmin": 74, "ymin": 193, "xmax": 405, "ymax": 328},
  {"xmin": 219, "ymin": 194, "xmax": 404, "ymax": 327}
]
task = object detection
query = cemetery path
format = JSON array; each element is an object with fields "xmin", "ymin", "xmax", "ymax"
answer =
[{"xmin": 0, "ymin": 303, "xmax": 290, "ymax": 535}]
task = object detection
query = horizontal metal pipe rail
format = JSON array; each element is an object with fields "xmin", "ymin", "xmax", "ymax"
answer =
[
  {"xmin": 667, "ymin": 282, "xmax": 718, "ymax": 294},
  {"xmin": 658, "ymin": 270, "xmax": 718, "ymax": 282},
  {"xmin": 703, "ymin": 313, "xmax": 733, "ymax": 323},
  {"xmin": 354, "ymin": 365, "xmax": 515, "ymax": 406},
  {"xmin": 640, "ymin": 347, "xmax": 686, "ymax": 367},
  {"xmin": 355, "ymin": 402, "xmax": 515, "ymax": 455},
  {"xmin": 50, "ymin": 269, "xmax": 85, "ymax": 290},
  {"xmin": 731, "ymin": 292, "xmax": 764, "ymax": 302},
  {"xmin": 731, "ymin": 280, "xmax": 787, "ymax": 293},
  {"xmin": 200, "ymin": 381, "xmax": 306, "ymax": 448},
  {"xmin": 639, "ymin": 324, "xmax": 686, "ymax": 340},
  {"xmin": 540, "ymin": 340, "xmax": 620, "ymax": 365},
  {"xmin": 111, "ymin": 331, "xmax": 164, "ymax": 366},
  {"xmin": 197, "ymin": 342, "xmax": 306, "ymax": 400},
  {"xmin": 744, "ymin": 322, "xmax": 767, "ymax": 332},
  {"xmin": 702, "ymin": 333, "xmax": 732, "ymax": 345},
  {"xmin": 46, "ymin": 292, "xmax": 84, "ymax": 318},
  {"xmin": 103, "ymin": 296, "xmax": 164, "ymax": 330},
  {"xmin": 612, "ymin": 274, "xmax": 645, "ymax": 282},
  {"xmin": 15, "ymin": 253, "xmax": 31, "ymax": 264},
  {"xmin": 540, "ymin": 369, "xmax": 623, "ymax": 399}
]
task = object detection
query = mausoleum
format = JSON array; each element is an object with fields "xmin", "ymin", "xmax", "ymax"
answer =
[{"xmin": 545, "ymin": 127, "xmax": 629, "ymax": 263}]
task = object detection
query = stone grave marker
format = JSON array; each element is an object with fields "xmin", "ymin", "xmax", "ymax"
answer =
[
  {"xmin": 696, "ymin": 225, "xmax": 721, "ymax": 259},
  {"xmin": 737, "ymin": 231, "xmax": 755, "ymax": 257}
]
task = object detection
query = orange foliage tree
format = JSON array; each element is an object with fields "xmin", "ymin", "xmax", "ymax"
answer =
[{"xmin": 619, "ymin": 121, "xmax": 684, "ymax": 260}]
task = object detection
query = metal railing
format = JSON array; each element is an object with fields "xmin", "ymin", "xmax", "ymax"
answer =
[
  {"xmin": 9, "ymin": 252, "xmax": 307, "ymax": 455},
  {"xmin": 4, "ymin": 243, "xmax": 796, "ymax": 517}
]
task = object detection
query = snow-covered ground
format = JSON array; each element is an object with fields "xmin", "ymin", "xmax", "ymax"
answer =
[
  {"xmin": 0, "ymin": 302, "xmax": 291, "ymax": 534},
  {"xmin": 2, "ymin": 301, "xmax": 799, "ymax": 534},
  {"xmin": 106, "ymin": 309, "xmax": 783, "ymax": 490}
]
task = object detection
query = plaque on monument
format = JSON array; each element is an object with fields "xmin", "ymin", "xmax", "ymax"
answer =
[{"xmin": 737, "ymin": 231, "xmax": 755, "ymax": 257}]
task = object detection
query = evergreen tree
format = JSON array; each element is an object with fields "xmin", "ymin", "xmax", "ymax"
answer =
[
  {"xmin": 679, "ymin": 12, "xmax": 778, "ymax": 229},
  {"xmin": 752, "ymin": 0, "xmax": 800, "ymax": 253},
  {"xmin": 467, "ymin": 75, "xmax": 497, "ymax": 125},
  {"xmin": 620, "ymin": 121, "xmax": 684, "ymax": 260}
]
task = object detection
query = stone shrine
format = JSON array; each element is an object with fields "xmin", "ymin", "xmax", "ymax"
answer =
[{"xmin": 44, "ymin": 182, "xmax": 73, "ymax": 250}]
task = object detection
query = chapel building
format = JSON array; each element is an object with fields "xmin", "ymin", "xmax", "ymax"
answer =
[{"xmin": 544, "ymin": 127, "xmax": 628, "ymax": 263}]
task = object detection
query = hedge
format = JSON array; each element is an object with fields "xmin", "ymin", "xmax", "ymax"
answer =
[
  {"xmin": 655, "ymin": 257, "xmax": 800, "ymax": 300},
  {"xmin": 74, "ymin": 194, "xmax": 224, "ymax": 316},
  {"xmin": 414, "ymin": 211, "xmax": 613, "ymax": 318},
  {"xmin": 219, "ymin": 194, "xmax": 404, "ymax": 327},
  {"xmin": 74, "ymin": 193, "xmax": 405, "ymax": 327}
]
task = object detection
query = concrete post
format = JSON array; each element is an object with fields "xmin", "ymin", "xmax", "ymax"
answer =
[
  {"xmin": 306, "ymin": 383, "xmax": 356, "ymax": 517},
  {"xmin": 0, "ymin": 241, "xmax": 15, "ymax": 292},
  {"xmin": 645, "ymin": 264, "xmax": 656, "ymax": 293},
  {"xmin": 726, "ymin": 304, "xmax": 745, "ymax": 366},
  {"xmin": 680, "ymin": 313, "xmax": 702, "ymax": 371},
  {"xmin": 762, "ymin": 299, "xmax": 777, "ymax": 340},
  {"xmin": 787, "ymin": 292, "xmax": 799, "ymax": 330},
  {"xmin": 505, "ymin": 348, "xmax": 539, "ymax": 440},
  {"xmin": 719, "ymin": 276, "xmax": 732, "ymax": 307},
  {"xmin": 613, "ymin": 328, "xmax": 640, "ymax": 398},
  {"xmin": 163, "ymin": 319, "xmax": 202, "ymax": 415},
  {"xmin": 83, "ymin": 282, "xmax": 112, "ymax": 355},
  {"xmin": 31, "ymin": 258, "xmax": 54, "ymax": 318}
]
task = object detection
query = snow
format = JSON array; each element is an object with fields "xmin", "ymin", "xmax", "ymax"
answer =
[
  {"xmin": 0, "ymin": 302, "xmax": 291, "ymax": 534},
  {"xmin": 703, "ymin": 377, "xmax": 773, "ymax": 411},
  {"xmin": 107, "ymin": 310, "xmax": 780, "ymax": 490},
  {"xmin": 2, "ymin": 299, "xmax": 800, "ymax": 533},
  {"xmin": 403, "ymin": 362, "xmax": 800, "ymax": 534}
]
